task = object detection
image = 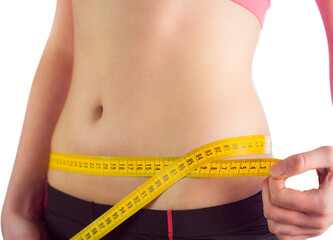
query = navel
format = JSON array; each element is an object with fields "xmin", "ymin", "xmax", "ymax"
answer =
[{"xmin": 93, "ymin": 104, "xmax": 104, "ymax": 120}]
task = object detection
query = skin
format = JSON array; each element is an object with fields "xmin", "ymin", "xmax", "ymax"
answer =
[
  {"xmin": 47, "ymin": 0, "xmax": 272, "ymax": 211},
  {"xmin": 1, "ymin": 1, "xmax": 73, "ymax": 239},
  {"xmin": 263, "ymin": 146, "xmax": 333, "ymax": 240},
  {"xmin": 262, "ymin": 1, "xmax": 333, "ymax": 239},
  {"xmin": 1, "ymin": 0, "xmax": 333, "ymax": 239}
]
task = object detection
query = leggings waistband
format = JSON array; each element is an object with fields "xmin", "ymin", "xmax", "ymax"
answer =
[{"xmin": 45, "ymin": 183, "xmax": 275, "ymax": 239}]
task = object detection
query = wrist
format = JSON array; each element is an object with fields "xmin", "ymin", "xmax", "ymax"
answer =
[{"xmin": 2, "ymin": 181, "xmax": 46, "ymax": 222}]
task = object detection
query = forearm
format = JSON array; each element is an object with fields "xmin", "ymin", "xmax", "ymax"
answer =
[
  {"xmin": 2, "ymin": 45, "xmax": 72, "ymax": 223},
  {"xmin": 315, "ymin": 0, "xmax": 333, "ymax": 105}
]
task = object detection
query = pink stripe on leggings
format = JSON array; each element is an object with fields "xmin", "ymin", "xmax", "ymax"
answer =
[{"xmin": 167, "ymin": 209, "xmax": 173, "ymax": 240}]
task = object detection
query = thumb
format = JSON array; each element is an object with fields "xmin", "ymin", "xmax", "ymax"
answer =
[{"xmin": 269, "ymin": 146, "xmax": 333, "ymax": 178}]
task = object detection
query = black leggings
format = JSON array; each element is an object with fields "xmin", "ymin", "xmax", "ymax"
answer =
[{"xmin": 44, "ymin": 183, "xmax": 278, "ymax": 240}]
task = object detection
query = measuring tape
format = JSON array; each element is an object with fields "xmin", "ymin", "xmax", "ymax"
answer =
[{"xmin": 48, "ymin": 135, "xmax": 280, "ymax": 240}]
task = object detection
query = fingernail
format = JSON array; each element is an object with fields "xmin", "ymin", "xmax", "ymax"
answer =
[{"xmin": 269, "ymin": 161, "xmax": 286, "ymax": 177}]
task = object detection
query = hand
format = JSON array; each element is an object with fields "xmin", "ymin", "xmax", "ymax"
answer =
[
  {"xmin": 262, "ymin": 145, "xmax": 333, "ymax": 240},
  {"xmin": 2, "ymin": 213, "xmax": 49, "ymax": 240}
]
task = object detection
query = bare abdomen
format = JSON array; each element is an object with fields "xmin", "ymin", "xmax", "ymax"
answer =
[{"xmin": 47, "ymin": 0, "xmax": 271, "ymax": 210}]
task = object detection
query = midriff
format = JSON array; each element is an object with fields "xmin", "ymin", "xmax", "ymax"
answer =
[{"xmin": 47, "ymin": 0, "xmax": 273, "ymax": 210}]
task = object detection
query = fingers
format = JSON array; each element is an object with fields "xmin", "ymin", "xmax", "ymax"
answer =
[
  {"xmin": 275, "ymin": 234, "xmax": 312, "ymax": 240},
  {"xmin": 263, "ymin": 146, "xmax": 333, "ymax": 239},
  {"xmin": 269, "ymin": 146, "xmax": 333, "ymax": 178},
  {"xmin": 268, "ymin": 177, "xmax": 325, "ymax": 215},
  {"xmin": 262, "ymin": 178, "xmax": 332, "ymax": 238},
  {"xmin": 267, "ymin": 219, "xmax": 323, "ymax": 237},
  {"xmin": 262, "ymin": 178, "xmax": 325, "ymax": 228}
]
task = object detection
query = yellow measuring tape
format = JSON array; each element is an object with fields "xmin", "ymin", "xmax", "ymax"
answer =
[{"xmin": 48, "ymin": 135, "xmax": 280, "ymax": 240}]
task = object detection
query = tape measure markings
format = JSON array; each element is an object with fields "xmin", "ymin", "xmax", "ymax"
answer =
[
  {"xmin": 49, "ymin": 156, "xmax": 278, "ymax": 177},
  {"xmin": 48, "ymin": 135, "xmax": 279, "ymax": 240}
]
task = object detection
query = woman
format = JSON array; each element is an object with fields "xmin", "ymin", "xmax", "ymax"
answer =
[{"xmin": 1, "ymin": 0, "xmax": 333, "ymax": 239}]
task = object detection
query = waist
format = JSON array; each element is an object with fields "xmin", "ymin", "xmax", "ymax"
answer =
[
  {"xmin": 48, "ymin": 79, "xmax": 272, "ymax": 209},
  {"xmin": 48, "ymin": 133, "xmax": 273, "ymax": 210}
]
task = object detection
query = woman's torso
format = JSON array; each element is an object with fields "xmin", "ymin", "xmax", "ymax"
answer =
[{"xmin": 47, "ymin": 0, "xmax": 273, "ymax": 210}]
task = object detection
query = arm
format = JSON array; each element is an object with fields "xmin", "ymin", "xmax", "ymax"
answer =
[
  {"xmin": 261, "ymin": 3, "xmax": 333, "ymax": 240},
  {"xmin": 315, "ymin": 0, "xmax": 333, "ymax": 105},
  {"xmin": 1, "ymin": 0, "xmax": 74, "ymax": 238}
]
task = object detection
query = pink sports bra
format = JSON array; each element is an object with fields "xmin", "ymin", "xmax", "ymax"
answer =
[
  {"xmin": 69, "ymin": 0, "xmax": 270, "ymax": 29},
  {"xmin": 231, "ymin": 0, "xmax": 270, "ymax": 29}
]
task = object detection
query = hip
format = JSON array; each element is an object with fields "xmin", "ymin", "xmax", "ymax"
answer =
[
  {"xmin": 47, "ymin": 135, "xmax": 274, "ymax": 210},
  {"xmin": 44, "ymin": 183, "xmax": 278, "ymax": 240}
]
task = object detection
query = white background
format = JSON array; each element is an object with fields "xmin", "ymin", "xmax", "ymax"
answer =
[{"xmin": 1, "ymin": 0, "xmax": 333, "ymax": 239}]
